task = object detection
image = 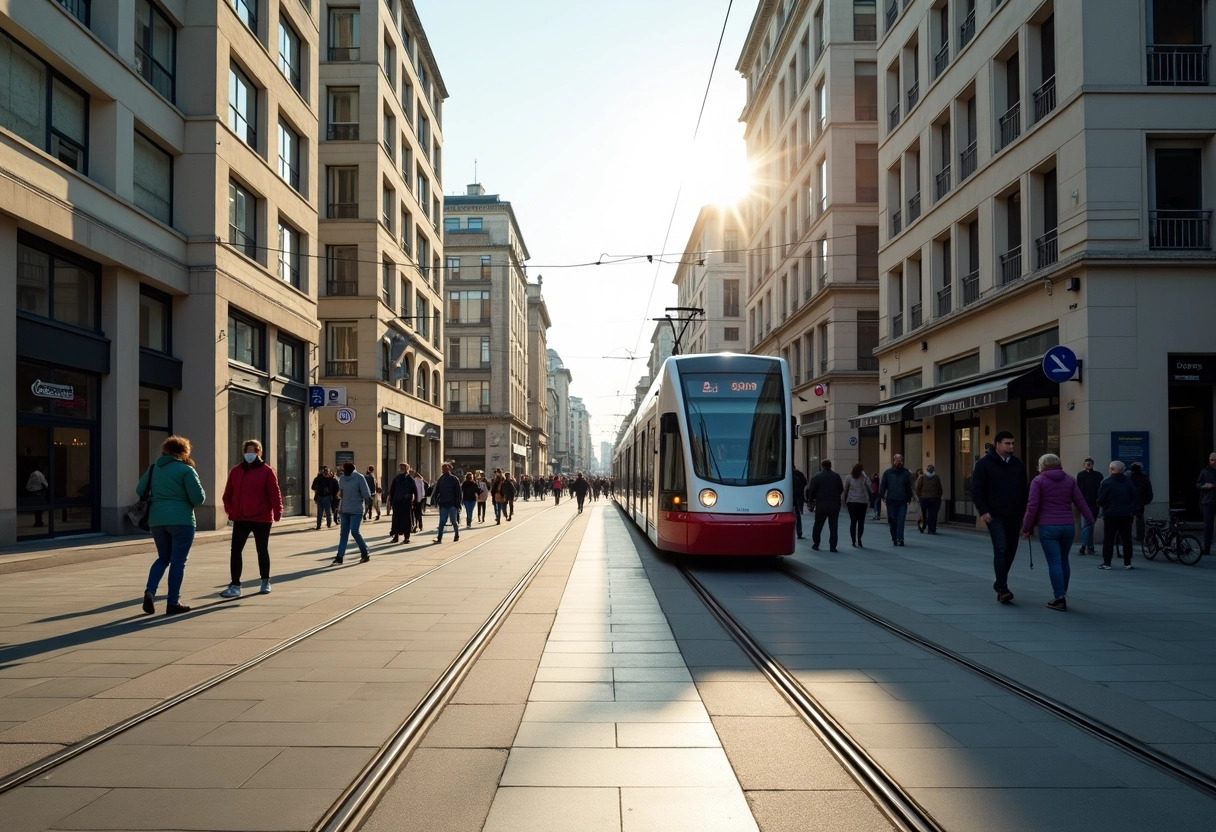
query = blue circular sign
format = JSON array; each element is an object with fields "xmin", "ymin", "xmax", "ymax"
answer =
[
  {"xmin": 1042, "ymin": 346, "xmax": 1078, "ymax": 382},
  {"xmin": 848, "ymin": 436, "xmax": 858, "ymax": 446}
]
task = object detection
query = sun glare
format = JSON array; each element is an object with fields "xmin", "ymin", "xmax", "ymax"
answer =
[{"xmin": 687, "ymin": 133, "xmax": 754, "ymax": 208}]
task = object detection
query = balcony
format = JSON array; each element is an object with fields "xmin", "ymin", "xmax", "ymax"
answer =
[
  {"xmin": 1033, "ymin": 75, "xmax": 1056, "ymax": 123},
  {"xmin": 907, "ymin": 192, "xmax": 921, "ymax": 223},
  {"xmin": 135, "ymin": 43, "xmax": 173, "ymax": 101},
  {"xmin": 57, "ymin": 0, "xmax": 89, "ymax": 25},
  {"xmin": 960, "ymin": 10, "xmax": 975, "ymax": 49},
  {"xmin": 327, "ymin": 122, "xmax": 359, "ymax": 140},
  {"xmin": 960, "ymin": 140, "xmax": 977, "ymax": 180},
  {"xmin": 999, "ymin": 246, "xmax": 1022, "ymax": 284},
  {"xmin": 910, "ymin": 301, "xmax": 923, "ymax": 330},
  {"xmin": 891, "ymin": 312, "xmax": 904, "ymax": 338},
  {"xmin": 855, "ymin": 23, "xmax": 877, "ymax": 41},
  {"xmin": 906, "ymin": 81, "xmax": 919, "ymax": 111},
  {"xmin": 327, "ymin": 202, "xmax": 357, "ymax": 219},
  {"xmin": 1036, "ymin": 229, "xmax": 1059, "ymax": 268},
  {"xmin": 326, "ymin": 280, "xmax": 358, "ymax": 296},
  {"xmin": 962, "ymin": 269, "xmax": 979, "ymax": 305},
  {"xmin": 326, "ymin": 360, "xmax": 357, "ymax": 377},
  {"xmin": 935, "ymin": 165, "xmax": 951, "ymax": 200},
  {"xmin": 936, "ymin": 284, "xmax": 952, "ymax": 317},
  {"xmin": 891, "ymin": 208, "xmax": 902, "ymax": 236},
  {"xmin": 1150, "ymin": 209, "xmax": 1212, "ymax": 250},
  {"xmin": 1147, "ymin": 44, "xmax": 1211, "ymax": 85},
  {"xmin": 933, "ymin": 41, "xmax": 950, "ymax": 79},
  {"xmin": 328, "ymin": 46, "xmax": 360, "ymax": 62},
  {"xmin": 998, "ymin": 102, "xmax": 1021, "ymax": 150},
  {"xmin": 888, "ymin": 101, "xmax": 901, "ymax": 130}
]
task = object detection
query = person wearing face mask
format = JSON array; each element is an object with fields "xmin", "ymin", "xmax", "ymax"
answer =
[
  {"xmin": 915, "ymin": 463, "xmax": 944, "ymax": 534},
  {"xmin": 221, "ymin": 440, "xmax": 283, "ymax": 598}
]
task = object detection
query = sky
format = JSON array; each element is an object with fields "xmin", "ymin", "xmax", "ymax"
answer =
[{"xmin": 415, "ymin": 0, "xmax": 756, "ymax": 451}]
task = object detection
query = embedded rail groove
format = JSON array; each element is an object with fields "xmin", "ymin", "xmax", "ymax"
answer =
[
  {"xmin": 678, "ymin": 565, "xmax": 945, "ymax": 832},
  {"xmin": 776, "ymin": 565, "xmax": 1216, "ymax": 800},
  {"xmin": 0, "ymin": 509, "xmax": 572, "ymax": 797}
]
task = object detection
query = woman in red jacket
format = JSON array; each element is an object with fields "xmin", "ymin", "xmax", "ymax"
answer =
[{"xmin": 220, "ymin": 439, "xmax": 283, "ymax": 598}]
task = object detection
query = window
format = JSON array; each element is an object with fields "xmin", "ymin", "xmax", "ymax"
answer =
[
  {"xmin": 0, "ymin": 32, "xmax": 88, "ymax": 173},
  {"xmin": 277, "ymin": 219, "xmax": 300, "ymax": 287},
  {"xmin": 892, "ymin": 370, "xmax": 922, "ymax": 395},
  {"xmin": 16, "ymin": 236, "xmax": 100, "ymax": 331},
  {"xmin": 857, "ymin": 226, "xmax": 878, "ymax": 280},
  {"xmin": 139, "ymin": 386, "xmax": 171, "ymax": 471},
  {"xmin": 444, "ymin": 217, "xmax": 459, "ymax": 232},
  {"xmin": 136, "ymin": 0, "xmax": 175, "ymax": 101},
  {"xmin": 382, "ymin": 182, "xmax": 394, "ymax": 231},
  {"xmin": 938, "ymin": 353, "xmax": 979, "ymax": 383},
  {"xmin": 327, "ymin": 245, "xmax": 358, "ymax": 295},
  {"xmin": 724, "ymin": 228, "xmax": 739, "ymax": 262},
  {"xmin": 400, "ymin": 277, "xmax": 410, "ymax": 317},
  {"xmin": 232, "ymin": 0, "xmax": 256, "ymax": 31},
  {"xmin": 857, "ymin": 312, "xmax": 879, "ymax": 370},
  {"xmin": 997, "ymin": 49, "xmax": 1021, "ymax": 150},
  {"xmin": 446, "ymin": 429, "xmax": 486, "ymax": 448},
  {"xmin": 416, "ymin": 363, "xmax": 429, "ymax": 400},
  {"xmin": 227, "ymin": 310, "xmax": 264, "ymax": 369},
  {"xmin": 139, "ymin": 290, "xmax": 169, "ymax": 352},
  {"xmin": 228, "ymin": 180, "xmax": 257, "ymax": 259},
  {"xmin": 228, "ymin": 390, "xmax": 264, "ymax": 471},
  {"xmin": 449, "ymin": 380, "xmax": 490, "ymax": 413},
  {"xmin": 447, "ymin": 256, "xmax": 460, "ymax": 280},
  {"xmin": 56, "ymin": 0, "xmax": 91, "ymax": 26},
  {"xmin": 855, "ymin": 62, "xmax": 877, "ymax": 120},
  {"xmin": 723, "ymin": 279, "xmax": 740, "ymax": 317},
  {"xmin": 326, "ymin": 322, "xmax": 358, "ymax": 376},
  {"xmin": 467, "ymin": 217, "xmax": 483, "ymax": 231},
  {"xmin": 278, "ymin": 17, "xmax": 302, "ymax": 92},
  {"xmin": 381, "ymin": 259, "xmax": 393, "ymax": 304},
  {"xmin": 277, "ymin": 335, "xmax": 303, "ymax": 381},
  {"xmin": 382, "ymin": 107, "xmax": 395, "ymax": 158},
  {"xmin": 133, "ymin": 131, "xmax": 172, "ymax": 224},
  {"xmin": 327, "ymin": 166, "xmax": 358, "ymax": 218},
  {"xmin": 228, "ymin": 64, "xmax": 256, "ymax": 147},
  {"xmin": 327, "ymin": 87, "xmax": 359, "ymax": 140},
  {"xmin": 448, "ymin": 290, "xmax": 491, "ymax": 323},
  {"xmin": 1001, "ymin": 328, "xmax": 1058, "ymax": 366},
  {"xmin": 480, "ymin": 255, "xmax": 491, "ymax": 278},
  {"xmin": 328, "ymin": 8, "xmax": 360, "ymax": 61},
  {"xmin": 724, "ymin": 327, "xmax": 740, "ymax": 341},
  {"xmin": 1150, "ymin": 146, "xmax": 1210, "ymax": 249},
  {"xmin": 278, "ymin": 120, "xmax": 300, "ymax": 190},
  {"xmin": 856, "ymin": 143, "xmax": 878, "ymax": 202},
  {"xmin": 1147, "ymin": 0, "xmax": 1209, "ymax": 85},
  {"xmin": 383, "ymin": 34, "xmax": 395, "ymax": 87},
  {"xmin": 854, "ymin": 0, "xmax": 877, "ymax": 40}
]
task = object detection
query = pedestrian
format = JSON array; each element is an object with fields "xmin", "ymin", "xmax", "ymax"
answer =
[
  {"xmin": 364, "ymin": 465, "xmax": 381, "ymax": 521},
  {"xmin": 25, "ymin": 465, "xmax": 48, "ymax": 527},
  {"xmin": 431, "ymin": 463, "xmax": 462, "ymax": 543},
  {"xmin": 870, "ymin": 474, "xmax": 882, "ymax": 520},
  {"xmin": 915, "ymin": 463, "xmax": 943, "ymax": 534},
  {"xmin": 461, "ymin": 472, "xmax": 479, "ymax": 528},
  {"xmin": 503, "ymin": 472, "xmax": 518, "ymax": 520},
  {"xmin": 843, "ymin": 462, "xmax": 870, "ymax": 547},
  {"xmin": 490, "ymin": 471, "xmax": 506, "ymax": 524},
  {"xmin": 220, "ymin": 439, "xmax": 283, "ymax": 598},
  {"xmin": 552, "ymin": 474, "xmax": 564, "ymax": 504},
  {"xmin": 1198, "ymin": 452, "xmax": 1216, "ymax": 557},
  {"xmin": 971, "ymin": 431, "xmax": 1028, "ymax": 603},
  {"xmin": 879, "ymin": 454, "xmax": 914, "ymax": 546},
  {"xmin": 412, "ymin": 469, "xmax": 427, "ymax": 532},
  {"xmin": 1021, "ymin": 453, "xmax": 1094, "ymax": 612},
  {"xmin": 476, "ymin": 473, "xmax": 490, "ymax": 522},
  {"xmin": 791, "ymin": 464, "xmax": 808, "ymax": 539},
  {"xmin": 387, "ymin": 463, "xmax": 416, "ymax": 543},
  {"xmin": 572, "ymin": 472, "xmax": 590, "ymax": 513},
  {"xmin": 807, "ymin": 460, "xmax": 844, "ymax": 551},
  {"xmin": 1096, "ymin": 460, "xmax": 1138, "ymax": 570},
  {"xmin": 139, "ymin": 436, "xmax": 205, "ymax": 615},
  {"xmin": 332, "ymin": 462, "xmax": 372, "ymax": 564},
  {"xmin": 311, "ymin": 466, "xmax": 335, "ymax": 529},
  {"xmin": 1127, "ymin": 462, "xmax": 1153, "ymax": 542},
  {"xmin": 1075, "ymin": 457, "xmax": 1102, "ymax": 555}
]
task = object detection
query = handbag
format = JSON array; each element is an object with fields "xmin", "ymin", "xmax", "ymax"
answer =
[{"xmin": 127, "ymin": 465, "xmax": 154, "ymax": 531}]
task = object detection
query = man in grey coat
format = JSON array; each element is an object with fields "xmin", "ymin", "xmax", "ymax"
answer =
[{"xmin": 806, "ymin": 460, "xmax": 844, "ymax": 552}]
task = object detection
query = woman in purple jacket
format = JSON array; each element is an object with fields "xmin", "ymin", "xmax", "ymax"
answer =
[{"xmin": 1022, "ymin": 454, "xmax": 1095, "ymax": 612}]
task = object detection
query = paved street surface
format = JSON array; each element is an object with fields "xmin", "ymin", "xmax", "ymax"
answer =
[{"xmin": 0, "ymin": 500, "xmax": 1214, "ymax": 831}]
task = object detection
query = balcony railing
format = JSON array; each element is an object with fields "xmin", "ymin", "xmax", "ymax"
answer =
[
  {"xmin": 892, "ymin": 208, "xmax": 902, "ymax": 236},
  {"xmin": 889, "ymin": 101, "xmax": 901, "ymax": 130},
  {"xmin": 327, "ymin": 122, "xmax": 359, "ymax": 140},
  {"xmin": 326, "ymin": 360, "xmax": 357, "ymax": 377},
  {"xmin": 962, "ymin": 269, "xmax": 979, "ymax": 305},
  {"xmin": 935, "ymin": 166, "xmax": 951, "ymax": 200},
  {"xmin": 1036, "ymin": 229, "xmax": 1059, "ymax": 268},
  {"xmin": 328, "ymin": 46, "xmax": 360, "ymax": 62},
  {"xmin": 960, "ymin": 10, "xmax": 976, "ymax": 49},
  {"xmin": 910, "ymin": 301, "xmax": 923, "ymax": 329},
  {"xmin": 999, "ymin": 246, "xmax": 1022, "ymax": 284},
  {"xmin": 327, "ymin": 202, "xmax": 358, "ymax": 219},
  {"xmin": 1149, "ymin": 209, "xmax": 1213, "ymax": 250},
  {"xmin": 858, "ymin": 356, "xmax": 879, "ymax": 371},
  {"xmin": 907, "ymin": 192, "xmax": 921, "ymax": 223},
  {"xmin": 936, "ymin": 284, "xmax": 952, "ymax": 317},
  {"xmin": 933, "ymin": 41, "xmax": 950, "ymax": 79},
  {"xmin": 1033, "ymin": 75, "xmax": 1056, "ymax": 123},
  {"xmin": 135, "ymin": 43, "xmax": 174, "ymax": 101},
  {"xmin": 856, "ymin": 105, "xmax": 878, "ymax": 121},
  {"xmin": 885, "ymin": 1, "xmax": 898, "ymax": 30},
  {"xmin": 998, "ymin": 101, "xmax": 1021, "ymax": 149},
  {"xmin": 891, "ymin": 312, "xmax": 904, "ymax": 338},
  {"xmin": 855, "ymin": 23, "xmax": 876, "ymax": 41},
  {"xmin": 960, "ymin": 139, "xmax": 977, "ymax": 180},
  {"xmin": 326, "ymin": 280, "xmax": 358, "ymax": 296},
  {"xmin": 906, "ymin": 81, "xmax": 919, "ymax": 111},
  {"xmin": 57, "ymin": 0, "xmax": 90, "ymax": 25},
  {"xmin": 1147, "ymin": 44, "xmax": 1211, "ymax": 85}
]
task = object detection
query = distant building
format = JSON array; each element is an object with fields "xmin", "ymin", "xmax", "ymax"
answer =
[
  {"xmin": 527, "ymin": 280, "xmax": 552, "ymax": 475},
  {"xmin": 672, "ymin": 205, "xmax": 747, "ymax": 355},
  {"xmin": 547, "ymin": 349, "xmax": 573, "ymax": 473}
]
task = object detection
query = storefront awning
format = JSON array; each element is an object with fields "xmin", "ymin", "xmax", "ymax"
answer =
[
  {"xmin": 912, "ymin": 371, "xmax": 1031, "ymax": 419},
  {"xmin": 848, "ymin": 400, "xmax": 915, "ymax": 429}
]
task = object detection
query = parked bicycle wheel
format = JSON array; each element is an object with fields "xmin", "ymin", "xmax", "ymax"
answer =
[
  {"xmin": 1141, "ymin": 530, "xmax": 1160, "ymax": 560},
  {"xmin": 1176, "ymin": 534, "xmax": 1203, "ymax": 566}
]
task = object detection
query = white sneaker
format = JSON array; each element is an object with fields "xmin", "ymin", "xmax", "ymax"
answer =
[
  {"xmin": 220, "ymin": 585, "xmax": 241, "ymax": 599},
  {"xmin": 260, "ymin": 580, "xmax": 272, "ymax": 594}
]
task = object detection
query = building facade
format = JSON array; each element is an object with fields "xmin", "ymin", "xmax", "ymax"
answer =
[
  {"xmin": 526, "ymin": 279, "xmax": 551, "ymax": 476},
  {"xmin": 547, "ymin": 349, "xmax": 573, "ymax": 474},
  {"xmin": 737, "ymin": 0, "xmax": 883, "ymax": 477},
  {"xmin": 870, "ymin": 0, "xmax": 1214, "ymax": 521},
  {"xmin": 672, "ymin": 204, "xmax": 747, "ymax": 355},
  {"xmin": 3, "ymin": 0, "xmax": 324, "ymax": 544},
  {"xmin": 315, "ymin": 0, "xmax": 447, "ymax": 484}
]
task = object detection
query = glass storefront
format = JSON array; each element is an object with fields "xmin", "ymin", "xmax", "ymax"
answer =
[
  {"xmin": 228, "ymin": 389, "xmax": 265, "ymax": 469},
  {"xmin": 951, "ymin": 420, "xmax": 979, "ymax": 520},
  {"xmin": 277, "ymin": 399, "xmax": 304, "ymax": 515},
  {"xmin": 139, "ymin": 386, "xmax": 171, "ymax": 470}
]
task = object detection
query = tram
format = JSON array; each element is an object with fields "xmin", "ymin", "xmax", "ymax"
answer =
[{"xmin": 612, "ymin": 353, "xmax": 795, "ymax": 556}]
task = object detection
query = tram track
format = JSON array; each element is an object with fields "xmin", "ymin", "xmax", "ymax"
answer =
[{"xmin": 0, "ymin": 508, "xmax": 579, "ymax": 815}]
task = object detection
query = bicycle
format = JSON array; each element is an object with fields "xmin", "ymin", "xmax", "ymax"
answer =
[{"xmin": 1142, "ymin": 508, "xmax": 1203, "ymax": 565}]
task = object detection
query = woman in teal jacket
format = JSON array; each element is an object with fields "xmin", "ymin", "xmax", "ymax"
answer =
[{"xmin": 137, "ymin": 436, "xmax": 206, "ymax": 615}]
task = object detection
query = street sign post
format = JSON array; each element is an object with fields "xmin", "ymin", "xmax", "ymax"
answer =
[{"xmin": 1042, "ymin": 346, "xmax": 1079, "ymax": 383}]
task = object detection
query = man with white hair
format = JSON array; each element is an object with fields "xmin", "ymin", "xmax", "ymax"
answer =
[{"xmin": 1096, "ymin": 460, "xmax": 1138, "ymax": 570}]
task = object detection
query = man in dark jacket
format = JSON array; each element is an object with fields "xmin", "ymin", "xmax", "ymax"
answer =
[
  {"xmin": 791, "ymin": 465, "xmax": 809, "ymax": 539},
  {"xmin": 431, "ymin": 463, "xmax": 463, "ymax": 543},
  {"xmin": 571, "ymin": 472, "xmax": 591, "ymax": 513},
  {"xmin": 312, "ymin": 467, "xmax": 335, "ymax": 529},
  {"xmin": 1127, "ymin": 462, "xmax": 1153, "ymax": 542},
  {"xmin": 1197, "ymin": 453, "xmax": 1216, "ymax": 556},
  {"xmin": 1075, "ymin": 458, "xmax": 1102, "ymax": 554},
  {"xmin": 807, "ymin": 460, "xmax": 844, "ymax": 551},
  {"xmin": 970, "ymin": 431, "xmax": 1028, "ymax": 603},
  {"xmin": 1097, "ymin": 460, "xmax": 1139, "ymax": 569},
  {"xmin": 879, "ymin": 454, "xmax": 915, "ymax": 546}
]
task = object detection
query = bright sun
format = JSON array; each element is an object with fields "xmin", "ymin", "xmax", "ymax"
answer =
[{"xmin": 686, "ymin": 130, "xmax": 754, "ymax": 208}]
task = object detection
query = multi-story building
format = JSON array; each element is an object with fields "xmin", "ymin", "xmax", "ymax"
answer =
[
  {"xmin": 672, "ymin": 204, "xmax": 747, "ymax": 355},
  {"xmin": 870, "ymin": 0, "xmax": 1214, "ymax": 522},
  {"xmin": 569, "ymin": 395, "xmax": 592, "ymax": 473},
  {"xmin": 442, "ymin": 185, "xmax": 535, "ymax": 476},
  {"xmin": 526, "ymin": 279, "xmax": 552, "ymax": 476},
  {"xmin": 738, "ymin": 0, "xmax": 883, "ymax": 475},
  {"xmin": 547, "ymin": 349, "xmax": 573, "ymax": 474},
  {"xmin": 3, "ymin": 0, "xmax": 322, "ymax": 543},
  {"xmin": 315, "ymin": 0, "xmax": 447, "ymax": 483}
]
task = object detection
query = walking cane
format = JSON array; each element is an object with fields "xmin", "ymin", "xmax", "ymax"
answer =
[{"xmin": 1026, "ymin": 535, "xmax": 1034, "ymax": 570}]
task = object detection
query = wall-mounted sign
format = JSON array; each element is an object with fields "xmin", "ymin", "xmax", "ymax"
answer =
[
  {"xmin": 422, "ymin": 423, "xmax": 441, "ymax": 441},
  {"xmin": 32, "ymin": 380, "xmax": 74, "ymax": 400},
  {"xmin": 383, "ymin": 410, "xmax": 402, "ymax": 430},
  {"xmin": 326, "ymin": 387, "xmax": 347, "ymax": 406},
  {"xmin": 336, "ymin": 408, "xmax": 356, "ymax": 425},
  {"xmin": 309, "ymin": 386, "xmax": 325, "ymax": 408},
  {"xmin": 1042, "ymin": 346, "xmax": 1078, "ymax": 382},
  {"xmin": 1169, "ymin": 354, "xmax": 1216, "ymax": 384},
  {"xmin": 1111, "ymin": 431, "xmax": 1149, "ymax": 474}
]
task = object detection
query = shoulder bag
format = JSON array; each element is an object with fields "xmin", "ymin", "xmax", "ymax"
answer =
[{"xmin": 127, "ymin": 465, "xmax": 154, "ymax": 531}]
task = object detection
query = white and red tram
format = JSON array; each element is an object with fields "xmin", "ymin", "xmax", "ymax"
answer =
[{"xmin": 612, "ymin": 353, "xmax": 795, "ymax": 556}]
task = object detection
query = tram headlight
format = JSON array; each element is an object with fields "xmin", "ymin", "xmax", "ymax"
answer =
[
  {"xmin": 765, "ymin": 489, "xmax": 784, "ymax": 507},
  {"xmin": 699, "ymin": 489, "xmax": 718, "ymax": 508}
]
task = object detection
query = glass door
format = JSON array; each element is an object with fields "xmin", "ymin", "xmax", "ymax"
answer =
[
  {"xmin": 951, "ymin": 421, "xmax": 979, "ymax": 520},
  {"xmin": 17, "ymin": 424, "xmax": 96, "ymax": 538}
]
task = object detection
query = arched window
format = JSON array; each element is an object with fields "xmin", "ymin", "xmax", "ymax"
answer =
[
  {"xmin": 432, "ymin": 369, "xmax": 441, "ymax": 405},
  {"xmin": 400, "ymin": 354, "xmax": 414, "ymax": 391},
  {"xmin": 417, "ymin": 361, "xmax": 429, "ymax": 400},
  {"xmin": 380, "ymin": 339, "xmax": 392, "ymax": 383}
]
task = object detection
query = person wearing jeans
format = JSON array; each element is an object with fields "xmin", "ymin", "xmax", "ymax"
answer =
[
  {"xmin": 1022, "ymin": 453, "xmax": 1094, "ymax": 611},
  {"xmin": 431, "ymin": 463, "xmax": 463, "ymax": 543},
  {"xmin": 139, "ymin": 435, "xmax": 206, "ymax": 616},
  {"xmin": 333, "ymin": 463, "xmax": 372, "ymax": 564},
  {"xmin": 971, "ymin": 431, "xmax": 1028, "ymax": 604},
  {"xmin": 879, "ymin": 455, "xmax": 914, "ymax": 546}
]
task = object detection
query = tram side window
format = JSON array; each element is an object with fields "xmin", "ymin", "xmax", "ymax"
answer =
[{"xmin": 659, "ymin": 412, "xmax": 686, "ymax": 510}]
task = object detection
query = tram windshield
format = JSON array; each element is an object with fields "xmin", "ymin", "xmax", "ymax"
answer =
[{"xmin": 681, "ymin": 367, "xmax": 786, "ymax": 486}]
